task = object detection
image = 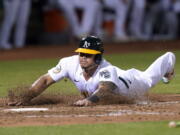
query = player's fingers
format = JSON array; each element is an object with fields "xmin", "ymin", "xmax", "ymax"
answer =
[
  {"xmin": 73, "ymin": 100, "xmax": 84, "ymax": 106},
  {"xmin": 16, "ymin": 101, "xmax": 24, "ymax": 106},
  {"xmin": 73, "ymin": 99, "xmax": 92, "ymax": 106},
  {"xmin": 7, "ymin": 101, "xmax": 18, "ymax": 106},
  {"xmin": 73, "ymin": 102, "xmax": 81, "ymax": 106},
  {"xmin": 8, "ymin": 101, "xmax": 26, "ymax": 106}
]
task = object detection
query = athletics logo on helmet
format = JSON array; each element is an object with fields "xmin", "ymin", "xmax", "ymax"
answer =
[{"xmin": 75, "ymin": 36, "xmax": 104, "ymax": 54}]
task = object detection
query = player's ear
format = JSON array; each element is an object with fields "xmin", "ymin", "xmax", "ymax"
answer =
[{"xmin": 94, "ymin": 54, "xmax": 102, "ymax": 65}]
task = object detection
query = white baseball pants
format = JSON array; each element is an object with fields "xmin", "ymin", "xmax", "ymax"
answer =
[
  {"xmin": 57, "ymin": 0, "xmax": 101, "ymax": 37},
  {"xmin": 119, "ymin": 52, "xmax": 176, "ymax": 98},
  {"xmin": 129, "ymin": 0, "xmax": 146, "ymax": 38},
  {"xmin": 102, "ymin": 0, "xmax": 130, "ymax": 38},
  {"xmin": 0, "ymin": 0, "xmax": 31, "ymax": 48}
]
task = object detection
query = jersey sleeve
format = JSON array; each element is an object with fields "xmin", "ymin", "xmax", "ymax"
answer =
[
  {"xmin": 48, "ymin": 58, "xmax": 68, "ymax": 82},
  {"xmin": 98, "ymin": 66, "xmax": 119, "ymax": 86}
]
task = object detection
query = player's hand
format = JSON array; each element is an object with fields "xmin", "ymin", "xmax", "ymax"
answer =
[
  {"xmin": 8, "ymin": 101, "xmax": 24, "ymax": 106},
  {"xmin": 8, "ymin": 98, "xmax": 31, "ymax": 106},
  {"xmin": 73, "ymin": 99, "xmax": 93, "ymax": 106}
]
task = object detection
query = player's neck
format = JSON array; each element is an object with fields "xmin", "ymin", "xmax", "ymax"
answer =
[{"xmin": 83, "ymin": 65, "xmax": 98, "ymax": 81}]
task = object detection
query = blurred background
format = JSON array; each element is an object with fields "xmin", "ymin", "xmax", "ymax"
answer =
[{"xmin": 0, "ymin": 0, "xmax": 180, "ymax": 50}]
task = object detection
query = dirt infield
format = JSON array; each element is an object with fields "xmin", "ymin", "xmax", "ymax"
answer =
[
  {"xmin": 0, "ymin": 41, "xmax": 180, "ymax": 127},
  {"xmin": 0, "ymin": 94, "xmax": 180, "ymax": 127}
]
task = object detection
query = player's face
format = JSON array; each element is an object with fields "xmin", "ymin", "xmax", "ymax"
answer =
[{"xmin": 79, "ymin": 53, "xmax": 95, "ymax": 68}]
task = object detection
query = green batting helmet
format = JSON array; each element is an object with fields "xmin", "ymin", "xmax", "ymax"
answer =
[{"xmin": 75, "ymin": 36, "xmax": 104, "ymax": 54}]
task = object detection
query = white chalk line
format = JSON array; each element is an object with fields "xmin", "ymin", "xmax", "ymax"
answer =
[
  {"xmin": 151, "ymin": 101, "xmax": 180, "ymax": 105},
  {"xmin": 3, "ymin": 108, "xmax": 49, "ymax": 112},
  {"xmin": 136, "ymin": 101, "xmax": 180, "ymax": 105},
  {"xmin": 1, "ymin": 101, "xmax": 178, "ymax": 112},
  {"xmin": 24, "ymin": 101, "xmax": 180, "ymax": 118},
  {"xmin": 25, "ymin": 109, "xmax": 176, "ymax": 118}
]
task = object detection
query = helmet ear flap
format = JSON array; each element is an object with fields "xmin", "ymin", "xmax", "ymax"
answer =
[{"xmin": 94, "ymin": 54, "xmax": 102, "ymax": 65}]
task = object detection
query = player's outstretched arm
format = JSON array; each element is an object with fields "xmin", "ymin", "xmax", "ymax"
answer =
[
  {"xmin": 8, "ymin": 73, "xmax": 55, "ymax": 106},
  {"xmin": 30, "ymin": 73, "xmax": 55, "ymax": 95},
  {"xmin": 74, "ymin": 81, "xmax": 117, "ymax": 106}
]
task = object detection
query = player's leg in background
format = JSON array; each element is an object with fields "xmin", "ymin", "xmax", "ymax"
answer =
[
  {"xmin": 144, "ymin": 52, "xmax": 176, "ymax": 87},
  {"xmin": 163, "ymin": 0, "xmax": 178, "ymax": 40},
  {"xmin": 75, "ymin": 0, "xmax": 101, "ymax": 38},
  {"xmin": 143, "ymin": 1, "xmax": 161, "ymax": 40},
  {"xmin": 0, "ymin": 0, "xmax": 20, "ymax": 49},
  {"xmin": 115, "ymin": 0, "xmax": 130, "ymax": 41},
  {"xmin": 14, "ymin": 0, "xmax": 31, "ymax": 48},
  {"xmin": 93, "ymin": 2, "xmax": 103, "ymax": 38},
  {"xmin": 111, "ymin": 0, "xmax": 130, "ymax": 41},
  {"xmin": 129, "ymin": 0, "xmax": 146, "ymax": 40},
  {"xmin": 57, "ymin": 0, "xmax": 80, "ymax": 38}
]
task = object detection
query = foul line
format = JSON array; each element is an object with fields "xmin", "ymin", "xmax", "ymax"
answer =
[{"xmin": 24, "ymin": 110, "xmax": 176, "ymax": 118}]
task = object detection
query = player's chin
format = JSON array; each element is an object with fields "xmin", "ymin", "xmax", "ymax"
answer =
[
  {"xmin": 81, "ymin": 65, "xmax": 89, "ymax": 69},
  {"xmin": 80, "ymin": 63, "xmax": 88, "ymax": 68}
]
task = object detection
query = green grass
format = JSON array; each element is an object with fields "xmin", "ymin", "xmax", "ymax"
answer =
[
  {"xmin": 0, "ymin": 121, "xmax": 180, "ymax": 135},
  {"xmin": 0, "ymin": 51, "xmax": 180, "ymax": 97},
  {"xmin": 0, "ymin": 58, "xmax": 77, "ymax": 96}
]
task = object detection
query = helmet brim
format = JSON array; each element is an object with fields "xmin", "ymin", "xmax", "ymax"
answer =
[{"xmin": 75, "ymin": 48, "xmax": 101, "ymax": 54}]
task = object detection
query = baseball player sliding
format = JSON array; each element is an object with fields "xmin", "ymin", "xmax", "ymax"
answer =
[{"xmin": 8, "ymin": 36, "xmax": 175, "ymax": 106}]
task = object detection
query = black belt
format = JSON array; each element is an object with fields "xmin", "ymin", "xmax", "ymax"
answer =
[{"xmin": 118, "ymin": 76, "xmax": 131, "ymax": 89}]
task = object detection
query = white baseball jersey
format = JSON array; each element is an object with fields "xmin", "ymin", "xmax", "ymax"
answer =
[
  {"xmin": 48, "ymin": 55, "xmax": 129, "ymax": 96},
  {"xmin": 48, "ymin": 52, "xmax": 175, "ymax": 98}
]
